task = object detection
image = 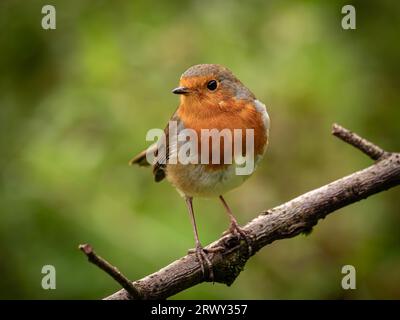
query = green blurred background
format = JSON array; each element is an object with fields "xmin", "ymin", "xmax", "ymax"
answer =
[{"xmin": 0, "ymin": 0, "xmax": 399, "ymax": 299}]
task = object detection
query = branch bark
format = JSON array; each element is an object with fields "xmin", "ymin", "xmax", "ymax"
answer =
[{"xmin": 82, "ymin": 124, "xmax": 400, "ymax": 300}]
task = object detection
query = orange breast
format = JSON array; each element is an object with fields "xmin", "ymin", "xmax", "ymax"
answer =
[{"xmin": 177, "ymin": 98, "xmax": 268, "ymax": 171}]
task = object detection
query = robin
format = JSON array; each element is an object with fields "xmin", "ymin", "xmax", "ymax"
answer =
[{"xmin": 130, "ymin": 64, "xmax": 270, "ymax": 280}]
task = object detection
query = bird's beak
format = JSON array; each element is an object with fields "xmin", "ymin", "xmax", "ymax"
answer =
[{"xmin": 172, "ymin": 86, "xmax": 190, "ymax": 95}]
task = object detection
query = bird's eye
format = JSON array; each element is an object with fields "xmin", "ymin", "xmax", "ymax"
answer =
[{"xmin": 207, "ymin": 80, "xmax": 218, "ymax": 91}]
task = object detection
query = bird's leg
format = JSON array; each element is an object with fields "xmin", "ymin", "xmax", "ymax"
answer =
[
  {"xmin": 219, "ymin": 195, "xmax": 253, "ymax": 255},
  {"xmin": 185, "ymin": 197, "xmax": 221, "ymax": 281}
]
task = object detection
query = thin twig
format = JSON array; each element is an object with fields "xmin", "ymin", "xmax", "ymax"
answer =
[
  {"xmin": 332, "ymin": 123, "xmax": 388, "ymax": 160},
  {"xmin": 79, "ymin": 244, "xmax": 142, "ymax": 299}
]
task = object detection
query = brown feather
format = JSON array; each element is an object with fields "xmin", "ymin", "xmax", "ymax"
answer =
[{"xmin": 129, "ymin": 149, "xmax": 151, "ymax": 167}]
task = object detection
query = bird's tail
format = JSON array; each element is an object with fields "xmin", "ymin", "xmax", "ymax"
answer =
[{"xmin": 129, "ymin": 144, "xmax": 157, "ymax": 167}]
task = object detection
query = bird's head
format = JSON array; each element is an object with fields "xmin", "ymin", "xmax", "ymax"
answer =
[{"xmin": 172, "ymin": 64, "xmax": 255, "ymax": 114}]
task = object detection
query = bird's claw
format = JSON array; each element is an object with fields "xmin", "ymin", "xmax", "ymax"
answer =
[
  {"xmin": 223, "ymin": 223, "xmax": 253, "ymax": 256},
  {"xmin": 188, "ymin": 245, "xmax": 224, "ymax": 282}
]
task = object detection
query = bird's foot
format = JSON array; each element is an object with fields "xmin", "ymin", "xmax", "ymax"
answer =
[
  {"xmin": 223, "ymin": 222, "xmax": 253, "ymax": 256},
  {"xmin": 188, "ymin": 245, "xmax": 223, "ymax": 282}
]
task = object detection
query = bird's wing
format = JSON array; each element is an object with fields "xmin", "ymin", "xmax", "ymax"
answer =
[
  {"xmin": 152, "ymin": 112, "xmax": 183, "ymax": 182},
  {"xmin": 130, "ymin": 110, "xmax": 183, "ymax": 183}
]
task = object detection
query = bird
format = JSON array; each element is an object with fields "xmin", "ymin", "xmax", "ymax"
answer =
[{"xmin": 130, "ymin": 64, "xmax": 270, "ymax": 280}]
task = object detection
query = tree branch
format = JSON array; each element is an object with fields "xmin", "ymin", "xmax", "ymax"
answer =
[
  {"xmin": 80, "ymin": 124, "xmax": 400, "ymax": 300},
  {"xmin": 332, "ymin": 123, "xmax": 388, "ymax": 160},
  {"xmin": 79, "ymin": 244, "xmax": 142, "ymax": 299}
]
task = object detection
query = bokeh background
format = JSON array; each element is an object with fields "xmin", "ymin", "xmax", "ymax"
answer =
[{"xmin": 0, "ymin": 0, "xmax": 399, "ymax": 299}]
